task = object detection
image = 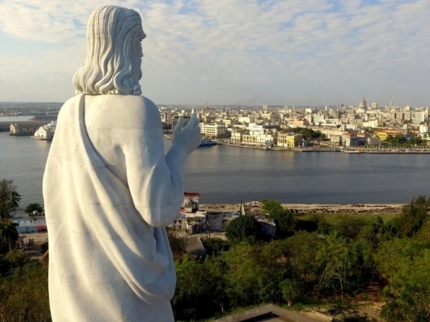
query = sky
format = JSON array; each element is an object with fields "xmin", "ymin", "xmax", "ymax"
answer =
[{"xmin": 0, "ymin": 0, "xmax": 429, "ymax": 106}]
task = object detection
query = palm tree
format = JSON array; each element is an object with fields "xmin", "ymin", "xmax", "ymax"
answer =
[
  {"xmin": 0, "ymin": 219, "xmax": 19, "ymax": 252},
  {"xmin": 0, "ymin": 179, "xmax": 21, "ymax": 219},
  {"xmin": 7, "ymin": 190, "xmax": 21, "ymax": 211}
]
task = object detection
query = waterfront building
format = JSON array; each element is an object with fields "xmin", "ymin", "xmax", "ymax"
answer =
[
  {"xmin": 203, "ymin": 123, "xmax": 227, "ymax": 138},
  {"xmin": 376, "ymin": 130, "xmax": 400, "ymax": 141},
  {"xmin": 230, "ymin": 131, "xmax": 243, "ymax": 144},
  {"xmin": 9, "ymin": 121, "xmax": 48, "ymax": 136},
  {"xmin": 342, "ymin": 132, "xmax": 360, "ymax": 147},
  {"xmin": 256, "ymin": 133, "xmax": 276, "ymax": 146},
  {"xmin": 33, "ymin": 121, "xmax": 56, "ymax": 140},
  {"xmin": 277, "ymin": 132, "xmax": 302, "ymax": 147},
  {"xmin": 13, "ymin": 216, "xmax": 47, "ymax": 234},
  {"xmin": 242, "ymin": 134, "xmax": 258, "ymax": 145},
  {"xmin": 330, "ymin": 134, "xmax": 342, "ymax": 145},
  {"xmin": 367, "ymin": 136, "xmax": 381, "ymax": 146}
]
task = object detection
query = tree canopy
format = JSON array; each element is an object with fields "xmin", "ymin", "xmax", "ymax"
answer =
[
  {"xmin": 0, "ymin": 179, "xmax": 21, "ymax": 219},
  {"xmin": 24, "ymin": 203, "xmax": 44, "ymax": 215},
  {"xmin": 225, "ymin": 215, "xmax": 261, "ymax": 243}
]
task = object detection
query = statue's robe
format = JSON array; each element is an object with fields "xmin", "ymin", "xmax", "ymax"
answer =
[{"xmin": 44, "ymin": 95, "xmax": 183, "ymax": 321}]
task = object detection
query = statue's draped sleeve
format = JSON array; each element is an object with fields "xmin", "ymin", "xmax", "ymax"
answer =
[{"xmin": 118, "ymin": 99, "xmax": 185, "ymax": 227}]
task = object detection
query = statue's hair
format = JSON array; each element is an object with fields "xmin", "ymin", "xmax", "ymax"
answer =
[{"xmin": 73, "ymin": 6, "xmax": 145, "ymax": 95}]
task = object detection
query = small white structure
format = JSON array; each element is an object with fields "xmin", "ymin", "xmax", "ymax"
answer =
[
  {"xmin": 33, "ymin": 121, "xmax": 56, "ymax": 140},
  {"xmin": 13, "ymin": 216, "xmax": 47, "ymax": 233}
]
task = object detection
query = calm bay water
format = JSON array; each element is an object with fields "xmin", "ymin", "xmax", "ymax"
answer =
[{"xmin": 1, "ymin": 117, "xmax": 430, "ymax": 207}]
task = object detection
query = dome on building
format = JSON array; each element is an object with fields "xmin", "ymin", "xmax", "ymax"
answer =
[{"xmin": 359, "ymin": 97, "xmax": 367, "ymax": 109}]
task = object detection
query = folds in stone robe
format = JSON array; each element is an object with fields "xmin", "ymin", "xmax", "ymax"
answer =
[{"xmin": 44, "ymin": 95, "xmax": 179, "ymax": 321}]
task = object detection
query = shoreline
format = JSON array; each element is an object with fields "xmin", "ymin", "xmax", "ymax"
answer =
[
  {"xmin": 199, "ymin": 202, "xmax": 404, "ymax": 214},
  {"xmin": 222, "ymin": 142, "xmax": 430, "ymax": 154}
]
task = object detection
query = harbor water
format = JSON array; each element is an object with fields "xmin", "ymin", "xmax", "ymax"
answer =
[{"xmin": 1, "ymin": 116, "xmax": 430, "ymax": 207}]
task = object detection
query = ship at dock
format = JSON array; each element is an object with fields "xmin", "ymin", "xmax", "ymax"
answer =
[{"xmin": 164, "ymin": 134, "xmax": 218, "ymax": 147}]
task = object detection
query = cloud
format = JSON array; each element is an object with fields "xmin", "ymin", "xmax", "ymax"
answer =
[{"xmin": 0, "ymin": 0, "xmax": 429, "ymax": 105}]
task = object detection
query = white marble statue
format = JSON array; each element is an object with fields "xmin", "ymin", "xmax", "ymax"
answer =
[{"xmin": 43, "ymin": 6, "xmax": 200, "ymax": 321}]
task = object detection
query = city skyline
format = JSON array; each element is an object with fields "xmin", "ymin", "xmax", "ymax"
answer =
[{"xmin": 0, "ymin": 0, "xmax": 430, "ymax": 106}]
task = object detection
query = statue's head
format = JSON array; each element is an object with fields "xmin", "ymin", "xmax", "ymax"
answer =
[{"xmin": 73, "ymin": 6, "xmax": 146, "ymax": 95}]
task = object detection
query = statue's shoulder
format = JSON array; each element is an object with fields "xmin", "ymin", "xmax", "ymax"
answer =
[
  {"xmin": 57, "ymin": 95, "xmax": 83, "ymax": 120},
  {"xmin": 109, "ymin": 95, "xmax": 161, "ymax": 128},
  {"xmin": 119, "ymin": 95, "xmax": 158, "ymax": 112},
  {"xmin": 116, "ymin": 95, "xmax": 158, "ymax": 116}
]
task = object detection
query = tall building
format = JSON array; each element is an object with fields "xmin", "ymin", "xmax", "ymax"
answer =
[
  {"xmin": 370, "ymin": 102, "xmax": 378, "ymax": 109},
  {"xmin": 263, "ymin": 103, "xmax": 268, "ymax": 111}
]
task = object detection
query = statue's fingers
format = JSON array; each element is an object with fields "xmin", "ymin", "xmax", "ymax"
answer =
[
  {"xmin": 174, "ymin": 116, "xmax": 184, "ymax": 132},
  {"xmin": 186, "ymin": 114, "xmax": 198, "ymax": 129}
]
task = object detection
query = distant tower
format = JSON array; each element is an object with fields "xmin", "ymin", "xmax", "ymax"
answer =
[
  {"xmin": 358, "ymin": 97, "xmax": 367, "ymax": 110},
  {"xmin": 239, "ymin": 201, "xmax": 246, "ymax": 216},
  {"xmin": 263, "ymin": 103, "xmax": 268, "ymax": 111}
]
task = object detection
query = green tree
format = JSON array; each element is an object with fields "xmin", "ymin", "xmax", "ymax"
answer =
[
  {"xmin": 24, "ymin": 203, "xmax": 44, "ymax": 215},
  {"xmin": 283, "ymin": 231, "xmax": 326, "ymax": 297},
  {"xmin": 261, "ymin": 200, "xmax": 296, "ymax": 235},
  {"xmin": 0, "ymin": 261, "xmax": 50, "ymax": 321},
  {"xmin": 225, "ymin": 216, "xmax": 261, "ymax": 243},
  {"xmin": 0, "ymin": 251, "xmax": 29, "ymax": 277},
  {"xmin": 317, "ymin": 233, "xmax": 364, "ymax": 298},
  {"xmin": 272, "ymin": 210, "xmax": 297, "ymax": 235},
  {"xmin": 173, "ymin": 254, "xmax": 226, "ymax": 320},
  {"xmin": 375, "ymin": 239, "xmax": 430, "ymax": 321},
  {"xmin": 0, "ymin": 180, "xmax": 21, "ymax": 219},
  {"xmin": 331, "ymin": 216, "xmax": 368, "ymax": 240},
  {"xmin": 0, "ymin": 219, "xmax": 19, "ymax": 253},
  {"xmin": 261, "ymin": 199, "xmax": 284, "ymax": 216},
  {"xmin": 224, "ymin": 243, "xmax": 265, "ymax": 307},
  {"xmin": 394, "ymin": 196, "xmax": 429, "ymax": 238},
  {"xmin": 280, "ymin": 279, "xmax": 302, "ymax": 306}
]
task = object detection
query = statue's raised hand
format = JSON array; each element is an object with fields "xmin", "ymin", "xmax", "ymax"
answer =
[{"xmin": 172, "ymin": 111, "xmax": 201, "ymax": 155}]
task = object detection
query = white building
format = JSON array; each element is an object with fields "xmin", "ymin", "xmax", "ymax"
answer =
[
  {"xmin": 419, "ymin": 125, "xmax": 429, "ymax": 135},
  {"xmin": 414, "ymin": 111, "xmax": 427, "ymax": 125},
  {"xmin": 362, "ymin": 119, "xmax": 379, "ymax": 128},
  {"xmin": 203, "ymin": 123, "xmax": 227, "ymax": 138},
  {"xmin": 33, "ymin": 121, "xmax": 57, "ymax": 140},
  {"xmin": 248, "ymin": 123, "xmax": 264, "ymax": 136}
]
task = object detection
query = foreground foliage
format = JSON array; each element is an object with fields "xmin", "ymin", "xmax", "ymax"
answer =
[
  {"xmin": 0, "ymin": 179, "xmax": 20, "ymax": 255},
  {"xmin": 0, "ymin": 253, "xmax": 50, "ymax": 322},
  {"xmin": 173, "ymin": 197, "xmax": 430, "ymax": 321},
  {"xmin": 0, "ymin": 197, "xmax": 429, "ymax": 321}
]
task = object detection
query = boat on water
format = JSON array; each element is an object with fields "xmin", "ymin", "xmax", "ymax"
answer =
[
  {"xmin": 199, "ymin": 139, "xmax": 217, "ymax": 147},
  {"xmin": 164, "ymin": 134, "xmax": 217, "ymax": 147}
]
